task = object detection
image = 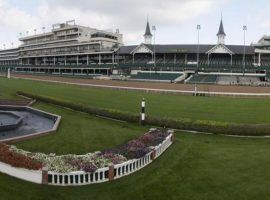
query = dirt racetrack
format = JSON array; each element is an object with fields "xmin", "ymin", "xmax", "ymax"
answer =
[{"xmin": 10, "ymin": 73, "xmax": 270, "ymax": 98}]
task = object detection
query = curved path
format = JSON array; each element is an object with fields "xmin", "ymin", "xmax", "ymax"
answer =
[{"xmin": 10, "ymin": 73, "xmax": 270, "ymax": 98}]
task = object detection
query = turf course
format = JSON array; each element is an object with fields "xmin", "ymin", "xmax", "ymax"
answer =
[
  {"xmin": 1, "ymin": 77, "xmax": 270, "ymax": 199},
  {"xmin": 1, "ymin": 77, "xmax": 270, "ymax": 124},
  {"xmin": 2, "ymin": 127, "xmax": 270, "ymax": 199},
  {"xmin": 17, "ymin": 102, "xmax": 147, "ymax": 155}
]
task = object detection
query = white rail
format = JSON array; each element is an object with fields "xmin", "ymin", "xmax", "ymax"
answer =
[
  {"xmin": 0, "ymin": 133, "xmax": 174, "ymax": 186},
  {"xmin": 48, "ymin": 167, "xmax": 109, "ymax": 186},
  {"xmin": 47, "ymin": 133, "xmax": 174, "ymax": 186}
]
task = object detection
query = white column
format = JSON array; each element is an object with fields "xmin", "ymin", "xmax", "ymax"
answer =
[
  {"xmin": 207, "ymin": 54, "xmax": 210, "ymax": 65},
  {"xmin": 77, "ymin": 56, "xmax": 79, "ymax": 66},
  {"xmin": 231, "ymin": 54, "xmax": 233, "ymax": 66},
  {"xmin": 258, "ymin": 53, "xmax": 261, "ymax": 66},
  {"xmin": 99, "ymin": 54, "xmax": 101, "ymax": 65},
  {"xmin": 87, "ymin": 55, "xmax": 89, "ymax": 65},
  {"xmin": 54, "ymin": 57, "xmax": 56, "ymax": 65},
  {"xmin": 164, "ymin": 54, "xmax": 166, "ymax": 65},
  {"xmin": 68, "ymin": 175, "xmax": 70, "ymax": 184},
  {"xmin": 65, "ymin": 56, "xmax": 67, "ymax": 66},
  {"xmin": 7, "ymin": 68, "xmax": 10, "ymax": 79}
]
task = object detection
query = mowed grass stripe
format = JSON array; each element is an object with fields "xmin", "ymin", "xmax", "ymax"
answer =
[
  {"xmin": 0, "ymin": 77, "xmax": 270, "ymax": 124},
  {"xmin": 1, "ymin": 133, "xmax": 270, "ymax": 200},
  {"xmin": 16, "ymin": 102, "xmax": 147, "ymax": 154}
]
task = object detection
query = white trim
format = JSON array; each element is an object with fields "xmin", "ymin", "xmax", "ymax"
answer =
[
  {"xmin": 206, "ymin": 44, "xmax": 234, "ymax": 55},
  {"xmin": 130, "ymin": 43, "xmax": 153, "ymax": 55}
]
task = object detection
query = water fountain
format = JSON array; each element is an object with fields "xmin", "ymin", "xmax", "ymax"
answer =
[{"xmin": 0, "ymin": 106, "xmax": 61, "ymax": 142}]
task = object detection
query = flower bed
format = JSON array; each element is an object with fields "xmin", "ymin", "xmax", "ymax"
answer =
[
  {"xmin": 1, "ymin": 128, "xmax": 171, "ymax": 174},
  {"xmin": 0, "ymin": 143, "xmax": 42, "ymax": 170}
]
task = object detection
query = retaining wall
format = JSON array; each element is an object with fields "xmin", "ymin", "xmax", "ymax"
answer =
[
  {"xmin": 0, "ymin": 133, "xmax": 174, "ymax": 186},
  {"xmin": 0, "ymin": 161, "xmax": 43, "ymax": 184}
]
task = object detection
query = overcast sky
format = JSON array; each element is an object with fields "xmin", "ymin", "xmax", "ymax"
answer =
[{"xmin": 0, "ymin": 0, "xmax": 270, "ymax": 48}]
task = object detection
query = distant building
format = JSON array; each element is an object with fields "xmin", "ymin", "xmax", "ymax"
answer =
[
  {"xmin": 0, "ymin": 18, "xmax": 269, "ymax": 75},
  {"xmin": 252, "ymin": 35, "xmax": 270, "ymax": 66},
  {"xmin": 0, "ymin": 20, "xmax": 123, "ymax": 66},
  {"xmin": 118, "ymin": 18, "xmax": 256, "ymax": 67}
]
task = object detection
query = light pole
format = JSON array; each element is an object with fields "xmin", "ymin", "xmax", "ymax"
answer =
[
  {"xmin": 196, "ymin": 25, "xmax": 201, "ymax": 73},
  {"xmin": 243, "ymin": 25, "xmax": 247, "ymax": 76},
  {"xmin": 152, "ymin": 26, "xmax": 156, "ymax": 72}
]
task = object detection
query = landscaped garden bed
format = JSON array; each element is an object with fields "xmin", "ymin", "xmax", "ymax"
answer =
[{"xmin": 0, "ymin": 128, "xmax": 174, "ymax": 186}]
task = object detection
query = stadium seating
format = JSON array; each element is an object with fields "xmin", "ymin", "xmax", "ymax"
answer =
[
  {"xmin": 130, "ymin": 72, "xmax": 182, "ymax": 82},
  {"xmin": 187, "ymin": 74, "xmax": 218, "ymax": 84}
]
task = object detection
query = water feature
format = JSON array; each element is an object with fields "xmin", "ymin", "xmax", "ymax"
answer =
[{"xmin": 0, "ymin": 106, "xmax": 61, "ymax": 142}]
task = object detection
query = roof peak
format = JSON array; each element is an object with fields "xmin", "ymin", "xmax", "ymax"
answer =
[
  {"xmin": 217, "ymin": 19, "xmax": 226, "ymax": 36},
  {"xmin": 144, "ymin": 19, "xmax": 152, "ymax": 37}
]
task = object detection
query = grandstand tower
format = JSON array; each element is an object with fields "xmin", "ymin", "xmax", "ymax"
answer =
[
  {"xmin": 217, "ymin": 19, "xmax": 226, "ymax": 44},
  {"xmin": 144, "ymin": 18, "xmax": 153, "ymax": 45}
]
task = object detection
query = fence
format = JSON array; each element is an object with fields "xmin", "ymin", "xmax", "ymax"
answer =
[
  {"xmin": 0, "ymin": 133, "xmax": 174, "ymax": 186},
  {"xmin": 47, "ymin": 133, "xmax": 174, "ymax": 186},
  {"xmin": 48, "ymin": 167, "xmax": 109, "ymax": 186}
]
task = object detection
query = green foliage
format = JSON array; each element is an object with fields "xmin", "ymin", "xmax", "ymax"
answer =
[
  {"xmin": 17, "ymin": 91, "xmax": 270, "ymax": 136},
  {"xmin": 2, "ymin": 77, "xmax": 270, "ymax": 124},
  {"xmin": 2, "ymin": 133, "xmax": 270, "ymax": 200}
]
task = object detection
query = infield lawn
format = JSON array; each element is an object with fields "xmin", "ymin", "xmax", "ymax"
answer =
[
  {"xmin": 1, "ymin": 77, "xmax": 270, "ymax": 124},
  {"xmin": 0, "ymin": 78, "xmax": 270, "ymax": 200},
  {"xmin": 1, "ymin": 102, "xmax": 270, "ymax": 200}
]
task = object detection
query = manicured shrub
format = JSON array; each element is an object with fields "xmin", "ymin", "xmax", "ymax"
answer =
[{"xmin": 17, "ymin": 91, "xmax": 270, "ymax": 136}]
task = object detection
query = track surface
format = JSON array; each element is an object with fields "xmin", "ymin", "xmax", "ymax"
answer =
[{"xmin": 10, "ymin": 73, "xmax": 270, "ymax": 97}]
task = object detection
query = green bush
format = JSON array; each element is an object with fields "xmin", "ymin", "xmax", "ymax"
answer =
[{"xmin": 17, "ymin": 91, "xmax": 270, "ymax": 136}]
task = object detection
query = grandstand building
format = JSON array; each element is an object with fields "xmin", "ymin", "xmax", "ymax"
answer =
[
  {"xmin": 0, "ymin": 18, "xmax": 269, "ymax": 81},
  {"xmin": 0, "ymin": 20, "xmax": 123, "ymax": 74},
  {"xmin": 252, "ymin": 35, "xmax": 270, "ymax": 66},
  {"xmin": 118, "ymin": 19, "xmax": 256, "ymax": 68}
]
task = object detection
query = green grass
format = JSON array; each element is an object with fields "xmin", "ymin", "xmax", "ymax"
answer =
[
  {"xmin": 1, "ymin": 78, "xmax": 270, "ymax": 199},
  {"xmin": 0, "ymin": 77, "xmax": 270, "ymax": 124},
  {"xmin": 2, "ymin": 133, "xmax": 270, "ymax": 200},
  {"xmin": 16, "ymin": 102, "xmax": 147, "ymax": 155}
]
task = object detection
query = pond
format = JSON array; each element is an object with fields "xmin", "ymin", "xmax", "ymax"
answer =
[{"xmin": 0, "ymin": 106, "xmax": 60, "ymax": 142}]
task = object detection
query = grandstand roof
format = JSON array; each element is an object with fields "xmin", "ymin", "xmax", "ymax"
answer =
[
  {"xmin": 119, "ymin": 44, "xmax": 254, "ymax": 55},
  {"xmin": 217, "ymin": 20, "xmax": 226, "ymax": 36}
]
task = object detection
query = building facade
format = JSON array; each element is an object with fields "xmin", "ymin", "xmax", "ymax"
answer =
[
  {"xmin": 0, "ymin": 19, "xmax": 269, "ymax": 75},
  {"xmin": 0, "ymin": 20, "xmax": 123, "ymax": 66}
]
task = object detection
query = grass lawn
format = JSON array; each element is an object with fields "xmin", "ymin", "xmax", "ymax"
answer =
[
  {"xmin": 1, "ymin": 77, "xmax": 270, "ymax": 124},
  {"xmin": 1, "ymin": 132, "xmax": 270, "ymax": 200},
  {"xmin": 0, "ymin": 80, "xmax": 270, "ymax": 199},
  {"xmin": 16, "ymin": 102, "xmax": 148, "ymax": 154}
]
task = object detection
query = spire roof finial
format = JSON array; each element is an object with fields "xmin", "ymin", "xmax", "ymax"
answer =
[
  {"xmin": 144, "ymin": 16, "xmax": 152, "ymax": 37},
  {"xmin": 217, "ymin": 17, "xmax": 226, "ymax": 36}
]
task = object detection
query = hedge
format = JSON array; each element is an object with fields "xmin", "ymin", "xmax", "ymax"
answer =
[{"xmin": 17, "ymin": 91, "xmax": 270, "ymax": 136}]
